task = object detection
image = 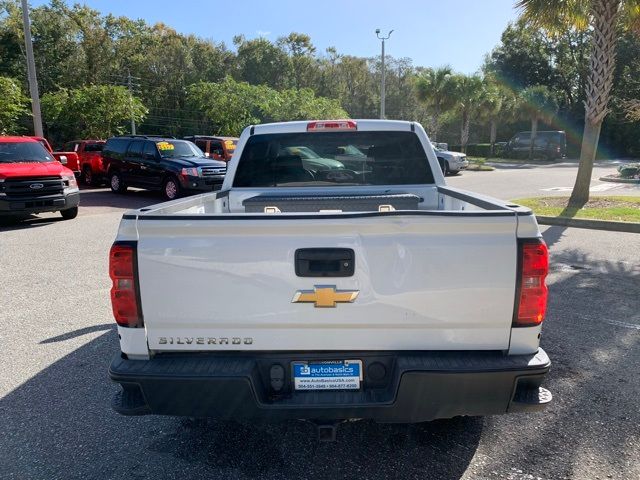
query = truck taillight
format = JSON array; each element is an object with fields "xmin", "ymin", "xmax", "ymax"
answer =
[
  {"xmin": 307, "ymin": 120, "xmax": 357, "ymax": 132},
  {"xmin": 109, "ymin": 243, "xmax": 143, "ymax": 327},
  {"xmin": 514, "ymin": 239, "xmax": 549, "ymax": 327}
]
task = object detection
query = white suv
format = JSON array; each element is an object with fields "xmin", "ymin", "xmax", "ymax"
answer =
[{"xmin": 432, "ymin": 143, "xmax": 469, "ymax": 175}]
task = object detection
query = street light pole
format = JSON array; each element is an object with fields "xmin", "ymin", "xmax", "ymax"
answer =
[
  {"xmin": 127, "ymin": 69, "xmax": 136, "ymax": 135},
  {"xmin": 376, "ymin": 28, "xmax": 393, "ymax": 119},
  {"xmin": 21, "ymin": 0, "xmax": 43, "ymax": 137}
]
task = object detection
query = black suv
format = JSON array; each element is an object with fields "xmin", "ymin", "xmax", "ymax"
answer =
[
  {"xmin": 102, "ymin": 136, "xmax": 227, "ymax": 200},
  {"xmin": 503, "ymin": 131, "xmax": 567, "ymax": 160}
]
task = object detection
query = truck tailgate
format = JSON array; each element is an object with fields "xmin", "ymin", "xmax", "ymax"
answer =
[{"xmin": 136, "ymin": 213, "xmax": 518, "ymax": 351}]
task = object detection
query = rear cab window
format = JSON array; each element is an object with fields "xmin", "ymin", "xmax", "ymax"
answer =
[
  {"xmin": 84, "ymin": 143, "xmax": 105, "ymax": 152},
  {"xmin": 233, "ymin": 131, "xmax": 433, "ymax": 188}
]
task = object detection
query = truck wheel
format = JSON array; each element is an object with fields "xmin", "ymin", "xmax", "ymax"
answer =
[
  {"xmin": 60, "ymin": 207, "xmax": 78, "ymax": 220},
  {"xmin": 163, "ymin": 176, "xmax": 181, "ymax": 201},
  {"xmin": 82, "ymin": 166, "xmax": 94, "ymax": 186},
  {"xmin": 110, "ymin": 172, "xmax": 127, "ymax": 193},
  {"xmin": 443, "ymin": 161, "xmax": 450, "ymax": 176}
]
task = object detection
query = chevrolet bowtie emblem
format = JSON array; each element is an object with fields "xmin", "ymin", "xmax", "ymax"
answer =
[{"xmin": 292, "ymin": 285, "xmax": 359, "ymax": 308}]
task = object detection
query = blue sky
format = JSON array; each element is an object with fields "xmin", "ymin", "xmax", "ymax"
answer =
[{"xmin": 32, "ymin": 0, "xmax": 520, "ymax": 73}]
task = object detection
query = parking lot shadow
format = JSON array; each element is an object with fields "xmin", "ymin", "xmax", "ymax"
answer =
[
  {"xmin": 0, "ymin": 327, "xmax": 482, "ymax": 480},
  {"xmin": 474, "ymin": 249, "xmax": 640, "ymax": 479},
  {"xmin": 78, "ymin": 187, "xmax": 160, "ymax": 210},
  {"xmin": 0, "ymin": 214, "xmax": 64, "ymax": 231}
]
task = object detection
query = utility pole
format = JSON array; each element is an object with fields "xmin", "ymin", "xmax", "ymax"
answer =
[
  {"xmin": 376, "ymin": 28, "xmax": 393, "ymax": 119},
  {"xmin": 21, "ymin": 0, "xmax": 43, "ymax": 136},
  {"xmin": 127, "ymin": 69, "xmax": 136, "ymax": 135}
]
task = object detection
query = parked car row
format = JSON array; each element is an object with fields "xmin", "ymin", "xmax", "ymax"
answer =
[
  {"xmin": 0, "ymin": 133, "xmax": 240, "ymax": 220},
  {"xmin": 7, "ymin": 125, "xmax": 537, "ymax": 221}
]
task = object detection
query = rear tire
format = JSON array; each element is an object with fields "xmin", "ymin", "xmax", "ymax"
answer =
[
  {"xmin": 60, "ymin": 207, "xmax": 78, "ymax": 220},
  {"xmin": 109, "ymin": 171, "xmax": 127, "ymax": 193},
  {"xmin": 163, "ymin": 176, "xmax": 181, "ymax": 201},
  {"xmin": 443, "ymin": 161, "xmax": 451, "ymax": 176},
  {"xmin": 82, "ymin": 166, "xmax": 94, "ymax": 186}
]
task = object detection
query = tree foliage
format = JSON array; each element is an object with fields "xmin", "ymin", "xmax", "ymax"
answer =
[
  {"xmin": 415, "ymin": 66, "xmax": 456, "ymax": 141},
  {"xmin": 187, "ymin": 77, "xmax": 347, "ymax": 136},
  {"xmin": 1, "ymin": 0, "xmax": 640, "ymax": 162},
  {"xmin": 516, "ymin": 0, "xmax": 640, "ymax": 205},
  {"xmin": 41, "ymin": 85, "xmax": 147, "ymax": 139},
  {"xmin": 0, "ymin": 76, "xmax": 28, "ymax": 134},
  {"xmin": 452, "ymin": 74, "xmax": 484, "ymax": 151}
]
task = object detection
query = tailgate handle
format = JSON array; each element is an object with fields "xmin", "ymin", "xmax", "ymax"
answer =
[{"xmin": 295, "ymin": 248, "xmax": 355, "ymax": 277}]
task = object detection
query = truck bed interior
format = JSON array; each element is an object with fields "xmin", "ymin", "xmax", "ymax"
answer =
[{"xmin": 127, "ymin": 185, "xmax": 530, "ymax": 217}]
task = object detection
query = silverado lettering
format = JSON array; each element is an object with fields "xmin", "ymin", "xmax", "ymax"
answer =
[{"xmin": 158, "ymin": 337, "xmax": 253, "ymax": 345}]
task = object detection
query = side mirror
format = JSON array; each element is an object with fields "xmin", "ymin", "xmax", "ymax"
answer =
[{"xmin": 59, "ymin": 155, "xmax": 67, "ymax": 165}]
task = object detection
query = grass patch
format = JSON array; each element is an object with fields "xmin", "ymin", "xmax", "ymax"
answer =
[
  {"xmin": 466, "ymin": 157, "xmax": 496, "ymax": 171},
  {"xmin": 466, "ymin": 163, "xmax": 495, "ymax": 171},
  {"xmin": 512, "ymin": 196, "xmax": 640, "ymax": 223},
  {"xmin": 467, "ymin": 156, "xmax": 557, "ymax": 164}
]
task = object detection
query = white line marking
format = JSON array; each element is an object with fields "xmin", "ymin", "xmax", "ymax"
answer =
[
  {"xmin": 540, "ymin": 184, "xmax": 622, "ymax": 192},
  {"xmin": 605, "ymin": 319, "xmax": 640, "ymax": 330},
  {"xmin": 590, "ymin": 183, "xmax": 620, "ymax": 192}
]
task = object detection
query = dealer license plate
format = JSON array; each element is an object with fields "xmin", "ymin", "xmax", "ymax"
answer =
[{"xmin": 292, "ymin": 360, "xmax": 362, "ymax": 390}]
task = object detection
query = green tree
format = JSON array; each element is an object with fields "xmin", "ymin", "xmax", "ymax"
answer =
[
  {"xmin": 475, "ymin": 79, "xmax": 505, "ymax": 156},
  {"xmin": 517, "ymin": 0, "xmax": 640, "ymax": 205},
  {"xmin": 187, "ymin": 77, "xmax": 348, "ymax": 136},
  {"xmin": 484, "ymin": 20, "xmax": 558, "ymax": 92},
  {"xmin": 316, "ymin": 51, "xmax": 377, "ymax": 118},
  {"xmin": 187, "ymin": 77, "xmax": 276, "ymax": 136},
  {"xmin": 233, "ymin": 35, "xmax": 292, "ymax": 89},
  {"xmin": 0, "ymin": 76, "xmax": 28, "ymax": 133},
  {"xmin": 42, "ymin": 85, "xmax": 147, "ymax": 139},
  {"xmin": 263, "ymin": 88, "xmax": 348, "ymax": 122},
  {"xmin": 452, "ymin": 74, "xmax": 484, "ymax": 152},
  {"xmin": 519, "ymin": 85, "xmax": 559, "ymax": 159},
  {"xmin": 277, "ymin": 33, "xmax": 317, "ymax": 89},
  {"xmin": 415, "ymin": 66, "xmax": 457, "ymax": 141}
]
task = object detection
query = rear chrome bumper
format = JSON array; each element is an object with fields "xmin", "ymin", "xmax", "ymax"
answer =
[{"xmin": 110, "ymin": 348, "xmax": 551, "ymax": 422}]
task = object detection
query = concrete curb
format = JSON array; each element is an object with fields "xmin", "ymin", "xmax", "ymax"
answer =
[
  {"xmin": 599, "ymin": 176, "xmax": 640, "ymax": 184},
  {"xmin": 536, "ymin": 215, "xmax": 640, "ymax": 234}
]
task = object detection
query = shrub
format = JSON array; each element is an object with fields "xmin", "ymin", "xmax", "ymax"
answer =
[{"xmin": 449, "ymin": 144, "xmax": 503, "ymax": 157}]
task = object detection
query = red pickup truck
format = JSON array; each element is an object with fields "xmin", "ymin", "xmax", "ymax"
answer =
[
  {"xmin": 32, "ymin": 136, "xmax": 81, "ymax": 176},
  {"xmin": 62, "ymin": 140, "xmax": 106, "ymax": 186},
  {"xmin": 0, "ymin": 137, "xmax": 80, "ymax": 219}
]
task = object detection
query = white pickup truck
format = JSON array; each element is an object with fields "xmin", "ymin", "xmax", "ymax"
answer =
[{"xmin": 108, "ymin": 120, "xmax": 551, "ymax": 439}]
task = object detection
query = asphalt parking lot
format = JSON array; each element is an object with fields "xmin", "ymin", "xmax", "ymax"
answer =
[{"xmin": 1, "ymin": 164, "xmax": 638, "ymax": 480}]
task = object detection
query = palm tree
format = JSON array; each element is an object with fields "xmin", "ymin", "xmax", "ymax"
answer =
[
  {"xmin": 452, "ymin": 74, "xmax": 484, "ymax": 153},
  {"xmin": 519, "ymin": 85, "xmax": 559, "ymax": 160},
  {"xmin": 475, "ymin": 79, "xmax": 507, "ymax": 156},
  {"xmin": 517, "ymin": 0, "xmax": 640, "ymax": 206},
  {"xmin": 414, "ymin": 66, "xmax": 457, "ymax": 141}
]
